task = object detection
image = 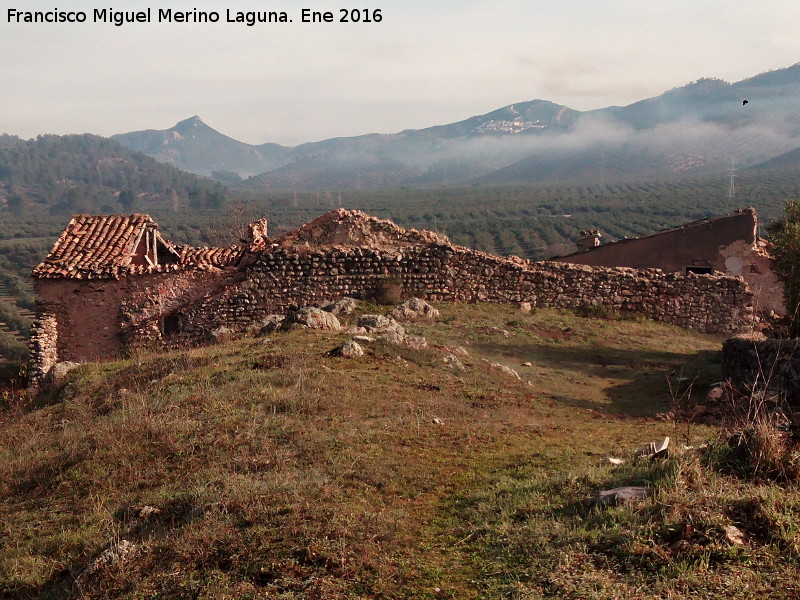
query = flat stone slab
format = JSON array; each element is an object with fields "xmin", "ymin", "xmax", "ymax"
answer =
[{"xmin": 595, "ymin": 486, "xmax": 650, "ymax": 507}]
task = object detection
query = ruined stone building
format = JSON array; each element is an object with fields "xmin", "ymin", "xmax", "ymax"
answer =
[
  {"xmin": 31, "ymin": 209, "xmax": 760, "ymax": 386},
  {"xmin": 554, "ymin": 207, "xmax": 784, "ymax": 315}
]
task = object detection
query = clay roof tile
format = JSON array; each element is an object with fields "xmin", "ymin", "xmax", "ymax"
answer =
[{"xmin": 33, "ymin": 214, "xmax": 245, "ymax": 279}]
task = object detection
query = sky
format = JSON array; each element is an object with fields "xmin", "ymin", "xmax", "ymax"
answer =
[{"xmin": 2, "ymin": 0, "xmax": 799, "ymax": 146}]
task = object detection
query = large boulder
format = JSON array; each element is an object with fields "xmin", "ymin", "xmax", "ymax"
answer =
[
  {"xmin": 45, "ymin": 361, "xmax": 81, "ymax": 389},
  {"xmin": 357, "ymin": 314, "xmax": 405, "ymax": 335},
  {"xmin": 281, "ymin": 307, "xmax": 341, "ymax": 331}
]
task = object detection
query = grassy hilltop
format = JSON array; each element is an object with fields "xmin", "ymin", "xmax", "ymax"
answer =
[{"xmin": 2, "ymin": 304, "xmax": 800, "ymax": 599}]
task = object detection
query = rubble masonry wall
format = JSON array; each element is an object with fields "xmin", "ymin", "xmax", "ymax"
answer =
[
  {"xmin": 31, "ymin": 243, "xmax": 756, "ymax": 387},
  {"xmin": 172, "ymin": 244, "xmax": 754, "ymax": 339}
]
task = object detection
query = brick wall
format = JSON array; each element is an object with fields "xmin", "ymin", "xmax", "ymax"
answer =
[{"xmin": 30, "ymin": 267, "xmax": 240, "ymax": 385}]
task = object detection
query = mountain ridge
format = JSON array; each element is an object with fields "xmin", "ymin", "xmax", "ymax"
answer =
[{"xmin": 105, "ymin": 62, "xmax": 800, "ymax": 187}]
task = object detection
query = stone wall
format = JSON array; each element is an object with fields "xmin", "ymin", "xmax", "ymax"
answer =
[
  {"xmin": 162, "ymin": 244, "xmax": 754, "ymax": 342},
  {"xmin": 554, "ymin": 208, "xmax": 785, "ymax": 315},
  {"xmin": 30, "ymin": 210, "xmax": 759, "ymax": 388},
  {"xmin": 722, "ymin": 335, "xmax": 800, "ymax": 405}
]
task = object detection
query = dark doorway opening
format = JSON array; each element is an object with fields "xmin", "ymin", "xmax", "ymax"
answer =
[{"xmin": 162, "ymin": 314, "xmax": 182, "ymax": 336}]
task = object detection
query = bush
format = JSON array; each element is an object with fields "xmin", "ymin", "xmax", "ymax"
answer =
[
  {"xmin": 714, "ymin": 421, "xmax": 800, "ymax": 483},
  {"xmin": 574, "ymin": 304, "xmax": 610, "ymax": 319},
  {"xmin": 373, "ymin": 276, "xmax": 404, "ymax": 305}
]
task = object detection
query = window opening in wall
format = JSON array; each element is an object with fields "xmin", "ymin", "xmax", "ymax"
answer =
[
  {"xmin": 683, "ymin": 258, "xmax": 713, "ymax": 275},
  {"xmin": 162, "ymin": 314, "xmax": 182, "ymax": 336}
]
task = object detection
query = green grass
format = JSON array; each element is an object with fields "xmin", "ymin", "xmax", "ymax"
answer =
[{"xmin": 1, "ymin": 304, "xmax": 797, "ymax": 599}]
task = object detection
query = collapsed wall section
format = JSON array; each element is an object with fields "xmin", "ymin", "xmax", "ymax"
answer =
[{"xmin": 170, "ymin": 244, "xmax": 754, "ymax": 339}]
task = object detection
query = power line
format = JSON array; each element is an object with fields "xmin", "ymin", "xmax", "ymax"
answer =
[{"xmin": 728, "ymin": 157, "xmax": 738, "ymax": 201}]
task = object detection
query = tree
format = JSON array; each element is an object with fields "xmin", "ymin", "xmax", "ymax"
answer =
[
  {"xmin": 766, "ymin": 200, "xmax": 800, "ymax": 336},
  {"xmin": 7, "ymin": 194, "xmax": 29, "ymax": 216},
  {"xmin": 118, "ymin": 189, "xmax": 136, "ymax": 211}
]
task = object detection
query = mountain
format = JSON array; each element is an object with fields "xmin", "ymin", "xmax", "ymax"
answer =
[
  {"xmin": 750, "ymin": 146, "xmax": 800, "ymax": 170},
  {"xmin": 112, "ymin": 63, "xmax": 800, "ymax": 188},
  {"xmin": 0, "ymin": 134, "xmax": 225, "ymax": 214},
  {"xmin": 593, "ymin": 64, "xmax": 800, "ymax": 131},
  {"xmin": 112, "ymin": 116, "xmax": 291, "ymax": 177}
]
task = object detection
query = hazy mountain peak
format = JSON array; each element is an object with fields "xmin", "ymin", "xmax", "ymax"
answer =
[
  {"xmin": 112, "ymin": 116, "xmax": 290, "ymax": 177},
  {"xmin": 112, "ymin": 62, "xmax": 800, "ymax": 186},
  {"xmin": 176, "ymin": 115, "xmax": 204, "ymax": 126}
]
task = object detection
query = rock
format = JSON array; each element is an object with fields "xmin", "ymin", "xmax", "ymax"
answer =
[
  {"xmin": 670, "ymin": 539, "xmax": 691, "ymax": 551},
  {"xmin": 357, "ymin": 314, "xmax": 404, "ymax": 334},
  {"xmin": 595, "ymin": 486, "xmax": 650, "ymax": 506},
  {"xmin": 210, "ymin": 326, "xmax": 233, "ymax": 342},
  {"xmin": 136, "ymin": 505, "xmax": 160, "ymax": 518},
  {"xmin": 330, "ymin": 341, "xmax": 365, "ymax": 358},
  {"xmin": 323, "ymin": 297, "xmax": 359, "ymax": 316},
  {"xmin": 357, "ymin": 314, "xmax": 428, "ymax": 348},
  {"xmin": 352, "ymin": 335, "xmax": 376, "ymax": 343},
  {"xmin": 257, "ymin": 314, "xmax": 285, "ymax": 335},
  {"xmin": 45, "ymin": 361, "xmax": 81, "ymax": 389},
  {"xmin": 76, "ymin": 539, "xmax": 146, "ymax": 584},
  {"xmin": 380, "ymin": 328, "xmax": 428, "ymax": 349},
  {"xmin": 442, "ymin": 352, "xmax": 466, "ymax": 371},
  {"xmin": 391, "ymin": 297, "xmax": 440, "ymax": 320},
  {"xmin": 484, "ymin": 360, "xmax": 522, "ymax": 381},
  {"xmin": 281, "ymin": 307, "xmax": 341, "ymax": 331},
  {"xmin": 401, "ymin": 334, "xmax": 428, "ymax": 350},
  {"xmin": 732, "ymin": 331, "xmax": 767, "ymax": 342},
  {"xmin": 432, "ymin": 417, "xmax": 444, "ymax": 425},
  {"xmin": 724, "ymin": 524, "xmax": 746, "ymax": 545},
  {"xmin": 518, "ymin": 301, "xmax": 532, "ymax": 314},
  {"xmin": 604, "ymin": 457, "xmax": 625, "ymax": 465},
  {"xmin": 381, "ymin": 329, "xmax": 406, "ymax": 345},
  {"xmin": 522, "ymin": 361, "xmax": 532, "ymax": 367}
]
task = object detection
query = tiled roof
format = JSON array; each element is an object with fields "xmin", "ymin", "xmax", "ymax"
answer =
[
  {"xmin": 33, "ymin": 215, "xmax": 157, "ymax": 279},
  {"xmin": 33, "ymin": 214, "xmax": 243, "ymax": 280}
]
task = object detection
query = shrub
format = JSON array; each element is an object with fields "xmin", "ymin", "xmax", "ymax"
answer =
[{"xmin": 373, "ymin": 276, "xmax": 404, "ymax": 305}]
